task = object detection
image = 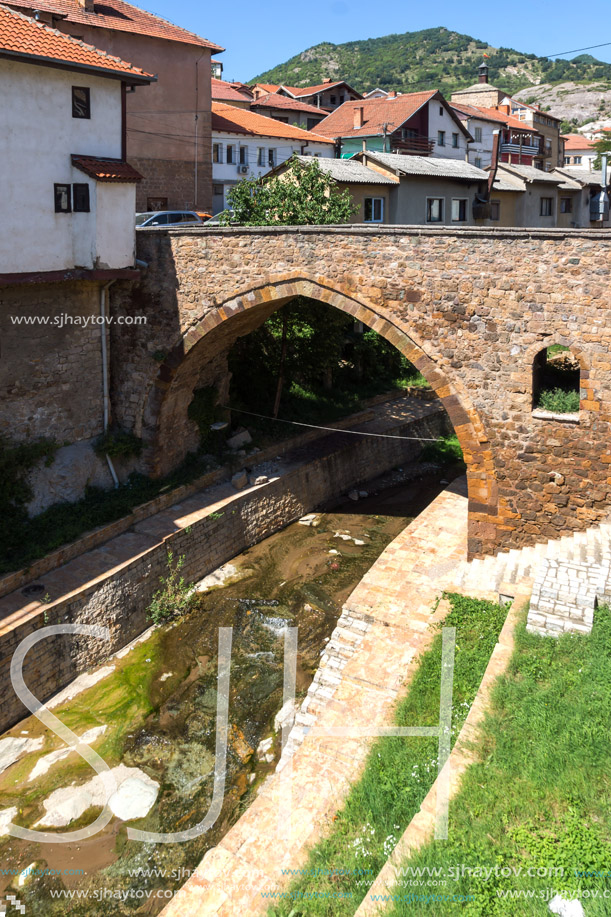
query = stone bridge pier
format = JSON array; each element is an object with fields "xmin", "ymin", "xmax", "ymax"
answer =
[{"xmin": 109, "ymin": 225, "xmax": 611, "ymax": 557}]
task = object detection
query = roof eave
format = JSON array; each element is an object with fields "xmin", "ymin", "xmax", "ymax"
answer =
[{"xmin": 0, "ymin": 48, "xmax": 154, "ymax": 84}]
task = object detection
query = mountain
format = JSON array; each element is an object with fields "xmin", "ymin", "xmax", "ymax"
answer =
[{"xmin": 250, "ymin": 27, "xmax": 611, "ymax": 123}]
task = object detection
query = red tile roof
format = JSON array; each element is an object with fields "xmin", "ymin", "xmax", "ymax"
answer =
[
  {"xmin": 452, "ymin": 102, "xmax": 541, "ymax": 132},
  {"xmin": 72, "ymin": 154, "xmax": 143, "ymax": 181},
  {"xmin": 3, "ymin": 0, "xmax": 223, "ymax": 50},
  {"xmin": 290, "ymin": 80, "xmax": 359, "ymax": 98},
  {"xmin": 211, "ymin": 77, "xmax": 252, "ymax": 103},
  {"xmin": 562, "ymin": 133, "xmax": 594, "ymax": 150},
  {"xmin": 251, "ymin": 92, "xmax": 326, "ymax": 116},
  {"xmin": 211, "ymin": 102, "xmax": 334, "ymax": 143},
  {"xmin": 0, "ymin": 3, "xmax": 153, "ymax": 80},
  {"xmin": 313, "ymin": 91, "xmax": 440, "ymax": 139}
]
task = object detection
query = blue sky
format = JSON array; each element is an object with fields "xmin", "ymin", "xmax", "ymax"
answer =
[{"xmin": 145, "ymin": 0, "xmax": 611, "ymax": 81}]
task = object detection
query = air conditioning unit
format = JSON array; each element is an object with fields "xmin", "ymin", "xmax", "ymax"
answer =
[{"xmin": 238, "ymin": 165, "xmax": 249, "ymax": 174}]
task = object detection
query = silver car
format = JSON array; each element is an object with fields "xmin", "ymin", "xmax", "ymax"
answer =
[{"xmin": 136, "ymin": 210, "xmax": 207, "ymax": 228}]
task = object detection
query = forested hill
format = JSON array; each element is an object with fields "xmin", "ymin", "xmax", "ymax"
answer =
[{"xmin": 249, "ymin": 28, "xmax": 611, "ymax": 121}]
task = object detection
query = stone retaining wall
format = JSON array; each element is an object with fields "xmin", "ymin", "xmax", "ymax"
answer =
[{"xmin": 0, "ymin": 408, "xmax": 449, "ymax": 733}]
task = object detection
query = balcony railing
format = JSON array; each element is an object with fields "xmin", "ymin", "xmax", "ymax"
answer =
[
  {"xmin": 500, "ymin": 131, "xmax": 551, "ymax": 158},
  {"xmin": 390, "ymin": 136, "xmax": 435, "ymax": 155}
]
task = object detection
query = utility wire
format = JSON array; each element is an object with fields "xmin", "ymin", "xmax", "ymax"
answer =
[{"xmin": 219, "ymin": 405, "xmax": 443, "ymax": 441}]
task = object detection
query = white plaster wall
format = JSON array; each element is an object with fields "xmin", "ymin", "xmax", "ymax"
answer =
[
  {"xmin": 96, "ymin": 183, "xmax": 137, "ymax": 268},
  {"xmin": 464, "ymin": 118, "xmax": 497, "ymax": 167},
  {"xmin": 212, "ymin": 130, "xmax": 332, "ymax": 184},
  {"xmin": 0, "ymin": 59, "xmax": 133, "ymax": 273},
  {"xmin": 427, "ymin": 102, "xmax": 468, "ymax": 160}
]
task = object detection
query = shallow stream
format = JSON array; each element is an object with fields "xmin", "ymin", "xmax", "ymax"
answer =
[{"xmin": 0, "ymin": 470, "xmax": 448, "ymax": 915}]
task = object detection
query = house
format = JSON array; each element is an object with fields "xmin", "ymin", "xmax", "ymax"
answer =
[
  {"xmin": 251, "ymin": 79, "xmax": 362, "ymax": 111},
  {"xmin": 211, "ymin": 77, "xmax": 252, "ymax": 108},
  {"xmin": 451, "ymin": 62, "xmax": 564, "ymax": 170},
  {"xmin": 0, "ymin": 3, "xmax": 153, "ymax": 277},
  {"xmin": 5, "ymin": 0, "xmax": 223, "ymax": 212},
  {"xmin": 487, "ymin": 164, "xmax": 570, "ymax": 227},
  {"xmin": 562, "ymin": 134, "xmax": 597, "ymax": 171},
  {"xmin": 313, "ymin": 90, "xmax": 473, "ymax": 160},
  {"xmin": 352, "ymin": 152, "xmax": 488, "ymax": 225},
  {"xmin": 553, "ymin": 167, "xmax": 611, "ymax": 226},
  {"xmin": 0, "ymin": 4, "xmax": 154, "ymax": 506},
  {"xmin": 211, "ymin": 102, "xmax": 334, "ymax": 214},
  {"xmin": 266, "ymin": 155, "xmax": 398, "ymax": 224},
  {"xmin": 250, "ymin": 93, "xmax": 327, "ymax": 131},
  {"xmin": 451, "ymin": 103, "xmax": 547, "ymax": 169}
]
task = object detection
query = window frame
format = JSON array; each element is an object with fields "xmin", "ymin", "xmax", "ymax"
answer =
[
  {"xmin": 71, "ymin": 86, "xmax": 91, "ymax": 119},
  {"xmin": 451, "ymin": 198, "xmax": 468, "ymax": 223},
  {"xmin": 257, "ymin": 147, "xmax": 265, "ymax": 167},
  {"xmin": 239, "ymin": 145, "xmax": 248, "ymax": 165},
  {"xmin": 474, "ymin": 126, "xmax": 483, "ymax": 143},
  {"xmin": 540, "ymin": 196, "xmax": 553, "ymax": 217},
  {"xmin": 490, "ymin": 200, "xmax": 501, "ymax": 222},
  {"xmin": 364, "ymin": 196, "xmax": 384, "ymax": 223},
  {"xmin": 268, "ymin": 148, "xmax": 276, "ymax": 167},
  {"xmin": 437, "ymin": 130, "xmax": 446, "ymax": 147},
  {"xmin": 72, "ymin": 183, "xmax": 90, "ymax": 213},
  {"xmin": 54, "ymin": 183, "xmax": 71, "ymax": 213},
  {"xmin": 560, "ymin": 197, "xmax": 573, "ymax": 214},
  {"xmin": 426, "ymin": 197, "xmax": 444, "ymax": 223},
  {"xmin": 212, "ymin": 143, "xmax": 223, "ymax": 164},
  {"xmin": 226, "ymin": 144, "xmax": 235, "ymax": 164},
  {"xmin": 452, "ymin": 132, "xmax": 459, "ymax": 148}
]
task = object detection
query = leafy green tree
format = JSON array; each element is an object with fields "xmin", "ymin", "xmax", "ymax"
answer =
[
  {"xmin": 220, "ymin": 156, "xmax": 357, "ymax": 226},
  {"xmin": 593, "ymin": 138, "xmax": 611, "ymax": 169}
]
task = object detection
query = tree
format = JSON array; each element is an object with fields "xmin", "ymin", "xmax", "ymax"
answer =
[
  {"xmin": 220, "ymin": 156, "xmax": 357, "ymax": 226},
  {"xmin": 593, "ymin": 138, "xmax": 611, "ymax": 170}
]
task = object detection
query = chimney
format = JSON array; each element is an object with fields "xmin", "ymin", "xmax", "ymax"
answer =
[
  {"xmin": 353, "ymin": 106, "xmax": 364, "ymax": 130},
  {"xmin": 478, "ymin": 60, "xmax": 489, "ymax": 84},
  {"xmin": 77, "ymin": 0, "xmax": 95, "ymax": 9},
  {"xmin": 323, "ymin": 78, "xmax": 332, "ymax": 84}
]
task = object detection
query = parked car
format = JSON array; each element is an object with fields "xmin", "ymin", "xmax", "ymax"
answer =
[{"xmin": 136, "ymin": 210, "xmax": 211, "ymax": 227}]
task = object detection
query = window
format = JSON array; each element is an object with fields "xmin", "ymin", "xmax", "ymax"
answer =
[
  {"xmin": 54, "ymin": 183, "xmax": 71, "ymax": 213},
  {"xmin": 540, "ymin": 197, "xmax": 553, "ymax": 216},
  {"xmin": 257, "ymin": 147, "xmax": 265, "ymax": 167},
  {"xmin": 560, "ymin": 197, "xmax": 573, "ymax": 213},
  {"xmin": 564, "ymin": 156, "xmax": 571, "ymax": 165},
  {"xmin": 474, "ymin": 126, "xmax": 482, "ymax": 142},
  {"xmin": 490, "ymin": 200, "xmax": 501, "ymax": 221},
  {"xmin": 364, "ymin": 197, "xmax": 384, "ymax": 222},
  {"xmin": 72, "ymin": 183, "xmax": 90, "ymax": 212},
  {"xmin": 226, "ymin": 144, "xmax": 235, "ymax": 164},
  {"xmin": 452, "ymin": 133, "xmax": 459, "ymax": 148},
  {"xmin": 268, "ymin": 148, "xmax": 276, "ymax": 167},
  {"xmin": 574, "ymin": 156, "xmax": 582, "ymax": 164},
  {"xmin": 475, "ymin": 157, "xmax": 482, "ymax": 169},
  {"xmin": 239, "ymin": 146, "xmax": 248, "ymax": 165},
  {"xmin": 213, "ymin": 143, "xmax": 222, "ymax": 163},
  {"xmin": 426, "ymin": 198, "xmax": 444, "ymax": 222},
  {"xmin": 439, "ymin": 106, "xmax": 444, "ymax": 116},
  {"xmin": 532, "ymin": 346, "xmax": 580, "ymax": 416},
  {"xmin": 339, "ymin": 94, "xmax": 344, "ymax": 103},
  {"xmin": 330, "ymin": 95, "xmax": 336, "ymax": 104},
  {"xmin": 451, "ymin": 198, "xmax": 467, "ymax": 222},
  {"xmin": 437, "ymin": 130, "xmax": 445, "ymax": 147},
  {"xmin": 307, "ymin": 117, "xmax": 318, "ymax": 131},
  {"xmin": 273, "ymin": 116, "xmax": 289, "ymax": 123},
  {"xmin": 72, "ymin": 86, "xmax": 90, "ymax": 119}
]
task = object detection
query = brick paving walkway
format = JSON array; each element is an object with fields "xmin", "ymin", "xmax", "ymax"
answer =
[{"xmin": 161, "ymin": 478, "xmax": 469, "ymax": 917}]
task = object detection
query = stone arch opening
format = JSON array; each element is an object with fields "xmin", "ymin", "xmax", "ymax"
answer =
[
  {"xmin": 141, "ymin": 278, "xmax": 499, "ymax": 557},
  {"xmin": 532, "ymin": 344, "xmax": 581, "ymax": 416}
]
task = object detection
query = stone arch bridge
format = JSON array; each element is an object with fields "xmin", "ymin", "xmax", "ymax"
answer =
[{"xmin": 110, "ymin": 225, "xmax": 611, "ymax": 558}]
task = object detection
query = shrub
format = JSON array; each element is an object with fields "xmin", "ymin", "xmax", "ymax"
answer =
[
  {"xmin": 94, "ymin": 428, "xmax": 142, "ymax": 460},
  {"xmin": 147, "ymin": 551, "xmax": 192, "ymax": 625},
  {"xmin": 537, "ymin": 388, "xmax": 580, "ymax": 413}
]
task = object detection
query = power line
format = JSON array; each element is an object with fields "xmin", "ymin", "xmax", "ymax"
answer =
[{"xmin": 219, "ymin": 405, "xmax": 443, "ymax": 441}]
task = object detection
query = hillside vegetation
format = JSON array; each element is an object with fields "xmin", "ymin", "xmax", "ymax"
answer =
[{"xmin": 251, "ymin": 27, "xmax": 611, "ymax": 121}]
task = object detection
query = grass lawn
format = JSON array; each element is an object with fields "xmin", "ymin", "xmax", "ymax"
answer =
[
  {"xmin": 381, "ymin": 606, "xmax": 611, "ymax": 916},
  {"xmin": 266, "ymin": 594, "xmax": 508, "ymax": 916}
]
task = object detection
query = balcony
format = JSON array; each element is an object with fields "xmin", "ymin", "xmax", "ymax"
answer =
[
  {"xmin": 499, "ymin": 131, "xmax": 550, "ymax": 158},
  {"xmin": 390, "ymin": 136, "xmax": 435, "ymax": 156}
]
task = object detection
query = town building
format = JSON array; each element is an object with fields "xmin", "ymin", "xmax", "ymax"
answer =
[
  {"xmin": 451, "ymin": 61, "xmax": 564, "ymax": 170},
  {"xmin": 211, "ymin": 77, "xmax": 252, "ymax": 109},
  {"xmin": 452, "ymin": 103, "xmax": 548, "ymax": 169},
  {"xmin": 0, "ymin": 4, "xmax": 154, "ymax": 507},
  {"xmin": 267, "ymin": 155, "xmax": 397, "ymax": 224},
  {"xmin": 5, "ymin": 0, "xmax": 223, "ymax": 213},
  {"xmin": 251, "ymin": 79, "xmax": 362, "ymax": 111},
  {"xmin": 250, "ymin": 93, "xmax": 327, "ymax": 131},
  {"xmin": 313, "ymin": 90, "xmax": 472, "ymax": 160},
  {"xmin": 0, "ymin": 3, "xmax": 152, "ymax": 277},
  {"xmin": 562, "ymin": 134, "xmax": 597, "ymax": 170},
  {"xmin": 211, "ymin": 102, "xmax": 334, "ymax": 214}
]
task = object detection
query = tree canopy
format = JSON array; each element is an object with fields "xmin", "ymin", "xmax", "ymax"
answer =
[{"xmin": 220, "ymin": 156, "xmax": 357, "ymax": 226}]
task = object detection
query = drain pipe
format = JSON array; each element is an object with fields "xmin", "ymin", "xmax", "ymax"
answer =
[{"xmin": 100, "ymin": 281, "xmax": 120, "ymax": 488}]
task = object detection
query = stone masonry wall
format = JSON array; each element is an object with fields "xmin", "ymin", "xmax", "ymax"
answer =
[
  {"xmin": 0, "ymin": 409, "xmax": 448, "ymax": 733},
  {"xmin": 108, "ymin": 226, "xmax": 611, "ymax": 556}
]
